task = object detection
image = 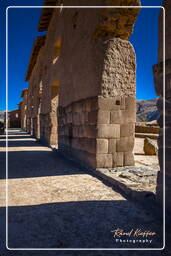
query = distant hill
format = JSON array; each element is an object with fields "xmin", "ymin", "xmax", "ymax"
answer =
[
  {"xmin": 136, "ymin": 98, "xmax": 159, "ymax": 122},
  {"xmin": 0, "ymin": 102, "xmax": 160, "ymax": 123}
]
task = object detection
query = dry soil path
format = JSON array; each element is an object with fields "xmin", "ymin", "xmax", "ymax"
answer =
[{"xmin": 0, "ymin": 129, "xmax": 164, "ymax": 255}]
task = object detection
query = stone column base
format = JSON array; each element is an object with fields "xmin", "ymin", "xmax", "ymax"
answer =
[{"xmin": 58, "ymin": 96, "xmax": 135, "ymax": 169}]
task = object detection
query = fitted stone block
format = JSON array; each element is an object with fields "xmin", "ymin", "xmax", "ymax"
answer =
[
  {"xmin": 121, "ymin": 109, "xmax": 135, "ymax": 123},
  {"xmin": 72, "ymin": 138, "xmax": 96, "ymax": 154},
  {"xmin": 73, "ymin": 102, "xmax": 82, "ymax": 113},
  {"xmin": 90, "ymin": 97, "xmax": 98, "ymax": 111},
  {"xmin": 67, "ymin": 113, "xmax": 72, "ymax": 123},
  {"xmin": 73, "ymin": 113, "xmax": 81, "ymax": 125},
  {"xmin": 96, "ymin": 139, "xmax": 108, "ymax": 153},
  {"xmin": 88, "ymin": 111, "xmax": 98, "ymax": 124},
  {"xmin": 84, "ymin": 138, "xmax": 96, "ymax": 154},
  {"xmin": 108, "ymin": 139, "xmax": 116, "ymax": 153},
  {"xmin": 113, "ymin": 152, "xmax": 124, "ymax": 167},
  {"xmin": 110, "ymin": 110, "xmax": 121, "ymax": 124},
  {"xmin": 96, "ymin": 153, "xmax": 113, "ymax": 168},
  {"xmin": 84, "ymin": 112, "xmax": 89, "ymax": 124},
  {"xmin": 120, "ymin": 97, "xmax": 125, "ymax": 110},
  {"xmin": 125, "ymin": 97, "xmax": 136, "ymax": 115},
  {"xmin": 98, "ymin": 110, "xmax": 110, "ymax": 124},
  {"xmin": 84, "ymin": 125, "xmax": 97, "ymax": 138},
  {"xmin": 85, "ymin": 100, "xmax": 92, "ymax": 112},
  {"xmin": 98, "ymin": 97, "xmax": 121, "ymax": 111},
  {"xmin": 116, "ymin": 136, "xmax": 134, "ymax": 152},
  {"xmin": 124, "ymin": 152, "xmax": 135, "ymax": 166},
  {"xmin": 120, "ymin": 123, "xmax": 134, "ymax": 137},
  {"xmin": 52, "ymin": 12, "xmax": 137, "ymax": 170},
  {"xmin": 97, "ymin": 124, "xmax": 120, "ymax": 138}
]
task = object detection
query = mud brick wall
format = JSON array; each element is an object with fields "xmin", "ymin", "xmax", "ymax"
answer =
[
  {"xmin": 40, "ymin": 113, "xmax": 51, "ymax": 145},
  {"xmin": 26, "ymin": 35, "xmax": 59, "ymax": 147},
  {"xmin": 25, "ymin": 0, "xmax": 139, "ymax": 166},
  {"xmin": 56, "ymin": 15, "xmax": 137, "ymax": 168},
  {"xmin": 8, "ymin": 109, "xmax": 21, "ymax": 128},
  {"xmin": 20, "ymin": 102, "xmax": 25, "ymax": 130}
]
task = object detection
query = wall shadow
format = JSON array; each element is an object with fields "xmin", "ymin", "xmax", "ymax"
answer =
[
  {"xmin": 0, "ymin": 140, "xmax": 44, "ymax": 148},
  {"xmin": 0, "ymin": 200, "xmax": 163, "ymax": 250},
  {"xmin": 0, "ymin": 149, "xmax": 85, "ymax": 179}
]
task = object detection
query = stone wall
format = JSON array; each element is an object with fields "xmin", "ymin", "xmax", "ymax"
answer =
[
  {"xmin": 25, "ymin": 0, "xmax": 140, "ymax": 168},
  {"xmin": 58, "ymin": 94, "xmax": 135, "ymax": 169},
  {"xmin": 56, "ymin": 30, "xmax": 135, "ymax": 168},
  {"xmin": 54, "ymin": 1, "xmax": 139, "ymax": 169}
]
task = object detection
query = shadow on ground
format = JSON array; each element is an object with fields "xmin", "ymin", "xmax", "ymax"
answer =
[
  {"xmin": 0, "ymin": 130, "xmax": 166, "ymax": 255},
  {"xmin": 0, "ymin": 200, "xmax": 163, "ymax": 249}
]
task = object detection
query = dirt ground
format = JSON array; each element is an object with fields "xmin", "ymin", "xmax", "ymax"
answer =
[
  {"xmin": 0, "ymin": 129, "xmax": 165, "ymax": 255},
  {"xmin": 134, "ymin": 137, "xmax": 159, "ymax": 171}
]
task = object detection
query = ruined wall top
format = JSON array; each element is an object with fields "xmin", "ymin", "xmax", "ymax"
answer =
[
  {"xmin": 38, "ymin": 0, "xmax": 140, "ymax": 39},
  {"xmin": 27, "ymin": 0, "xmax": 140, "ymax": 108},
  {"xmin": 38, "ymin": 0, "xmax": 62, "ymax": 32},
  {"xmin": 20, "ymin": 89, "xmax": 28, "ymax": 98},
  {"xmin": 94, "ymin": 0, "xmax": 140, "ymax": 40}
]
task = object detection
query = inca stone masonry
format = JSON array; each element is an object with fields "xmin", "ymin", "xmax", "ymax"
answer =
[{"xmin": 19, "ymin": 0, "xmax": 169, "ymax": 207}]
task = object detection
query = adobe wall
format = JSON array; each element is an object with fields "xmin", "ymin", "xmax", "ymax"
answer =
[
  {"xmin": 20, "ymin": 90, "xmax": 28, "ymax": 131},
  {"xmin": 8, "ymin": 109, "xmax": 21, "ymax": 128},
  {"xmin": 52, "ymin": 0, "xmax": 140, "ymax": 168},
  {"xmin": 20, "ymin": 102, "xmax": 25, "ymax": 130},
  {"xmin": 26, "ymin": 37, "xmax": 58, "ymax": 147},
  {"xmin": 25, "ymin": 0, "xmax": 140, "ymax": 168},
  {"xmin": 27, "ymin": 46, "xmax": 44, "ymax": 138}
]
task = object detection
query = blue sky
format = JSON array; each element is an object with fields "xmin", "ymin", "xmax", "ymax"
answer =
[{"xmin": 0, "ymin": 0, "xmax": 163, "ymax": 111}]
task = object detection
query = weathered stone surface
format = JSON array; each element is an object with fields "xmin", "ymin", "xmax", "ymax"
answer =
[
  {"xmin": 116, "ymin": 136, "xmax": 134, "ymax": 152},
  {"xmin": 125, "ymin": 97, "xmax": 136, "ymax": 113},
  {"xmin": 101, "ymin": 40, "xmax": 136, "ymax": 98},
  {"xmin": 88, "ymin": 111, "xmax": 98, "ymax": 124},
  {"xmin": 97, "ymin": 110, "xmax": 110, "ymax": 124},
  {"xmin": 96, "ymin": 139, "xmax": 108, "ymax": 153},
  {"xmin": 24, "ymin": 5, "xmax": 138, "ymax": 170},
  {"xmin": 95, "ymin": 166, "xmax": 158, "ymax": 195},
  {"xmin": 83, "ymin": 125, "xmax": 97, "ymax": 138},
  {"xmin": 113, "ymin": 152, "xmax": 124, "ymax": 167},
  {"xmin": 98, "ymin": 97, "xmax": 120, "ymax": 111},
  {"xmin": 108, "ymin": 139, "xmax": 116, "ymax": 153},
  {"xmin": 110, "ymin": 110, "xmax": 121, "ymax": 124},
  {"xmin": 144, "ymin": 138, "xmax": 158, "ymax": 155},
  {"xmin": 95, "ymin": 1, "xmax": 140, "ymax": 40},
  {"xmin": 120, "ymin": 123, "xmax": 134, "ymax": 137},
  {"xmin": 96, "ymin": 153, "xmax": 113, "ymax": 168},
  {"xmin": 124, "ymin": 152, "xmax": 135, "ymax": 166},
  {"xmin": 121, "ymin": 109, "xmax": 135, "ymax": 123},
  {"xmin": 97, "ymin": 124, "xmax": 120, "ymax": 138}
]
